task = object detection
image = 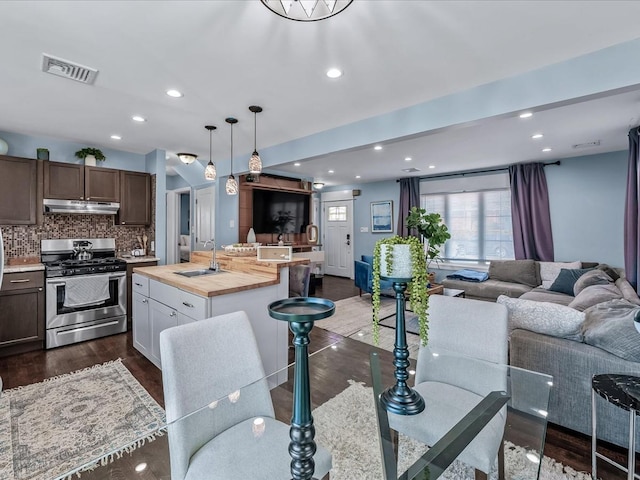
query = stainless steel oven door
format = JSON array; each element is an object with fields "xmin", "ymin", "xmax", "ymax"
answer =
[{"xmin": 45, "ymin": 272, "xmax": 126, "ymax": 329}]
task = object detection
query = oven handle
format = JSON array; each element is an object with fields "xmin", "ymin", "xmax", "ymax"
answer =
[
  {"xmin": 46, "ymin": 272, "xmax": 126, "ymax": 285},
  {"xmin": 57, "ymin": 320, "xmax": 120, "ymax": 335}
]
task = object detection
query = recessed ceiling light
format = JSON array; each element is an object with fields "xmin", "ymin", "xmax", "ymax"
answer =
[
  {"xmin": 531, "ymin": 133, "xmax": 543, "ymax": 139},
  {"xmin": 355, "ymin": 175, "xmax": 361, "ymax": 179},
  {"xmin": 166, "ymin": 89, "xmax": 183, "ymax": 98},
  {"xmin": 374, "ymin": 145, "xmax": 382, "ymax": 151},
  {"xmin": 326, "ymin": 68, "xmax": 343, "ymax": 78},
  {"xmin": 328, "ymin": 169, "xmax": 334, "ymax": 174},
  {"xmin": 132, "ymin": 115, "xmax": 146, "ymax": 122},
  {"xmin": 110, "ymin": 135, "xmax": 121, "ymax": 140},
  {"xmin": 519, "ymin": 112, "xmax": 533, "ymax": 119},
  {"xmin": 428, "ymin": 165, "xmax": 435, "ymax": 169},
  {"xmin": 404, "ymin": 157, "xmax": 412, "ymax": 161},
  {"xmin": 293, "ymin": 162, "xmax": 301, "ymax": 167},
  {"xmin": 542, "ymin": 148, "xmax": 552, "ymax": 152}
]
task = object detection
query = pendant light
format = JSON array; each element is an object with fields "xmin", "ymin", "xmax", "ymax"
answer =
[
  {"xmin": 248, "ymin": 105, "xmax": 263, "ymax": 174},
  {"xmin": 204, "ymin": 125, "xmax": 217, "ymax": 181},
  {"xmin": 225, "ymin": 117, "xmax": 239, "ymax": 195}
]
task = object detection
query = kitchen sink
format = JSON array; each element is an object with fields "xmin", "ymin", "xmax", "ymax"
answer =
[{"xmin": 174, "ymin": 269, "xmax": 225, "ymax": 278}]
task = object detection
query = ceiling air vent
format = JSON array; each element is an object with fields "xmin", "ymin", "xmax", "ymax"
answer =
[
  {"xmin": 41, "ymin": 53, "xmax": 98, "ymax": 85},
  {"xmin": 572, "ymin": 140, "xmax": 601, "ymax": 150},
  {"xmin": 402, "ymin": 167, "xmax": 421, "ymax": 173}
]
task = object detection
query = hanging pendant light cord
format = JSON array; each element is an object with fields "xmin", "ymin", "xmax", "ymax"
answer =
[
  {"xmin": 254, "ymin": 112, "xmax": 257, "ymax": 152},
  {"xmin": 230, "ymin": 122, "xmax": 233, "ymax": 174},
  {"xmin": 209, "ymin": 129, "xmax": 212, "ymax": 161}
]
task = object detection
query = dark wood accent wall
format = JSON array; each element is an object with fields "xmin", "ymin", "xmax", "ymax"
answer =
[{"xmin": 238, "ymin": 174, "xmax": 313, "ymax": 244}]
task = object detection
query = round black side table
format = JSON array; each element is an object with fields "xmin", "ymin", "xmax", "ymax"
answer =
[
  {"xmin": 591, "ymin": 374, "xmax": 640, "ymax": 480},
  {"xmin": 269, "ymin": 297, "xmax": 336, "ymax": 480}
]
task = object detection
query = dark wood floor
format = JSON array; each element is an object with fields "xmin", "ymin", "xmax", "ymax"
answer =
[{"xmin": 0, "ymin": 275, "xmax": 635, "ymax": 479}]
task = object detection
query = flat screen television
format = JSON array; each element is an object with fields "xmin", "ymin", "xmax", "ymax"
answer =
[{"xmin": 252, "ymin": 190, "xmax": 310, "ymax": 234}]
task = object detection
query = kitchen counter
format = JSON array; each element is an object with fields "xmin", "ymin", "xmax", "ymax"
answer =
[
  {"xmin": 4, "ymin": 263, "xmax": 45, "ymax": 273},
  {"xmin": 119, "ymin": 255, "xmax": 161, "ymax": 264}
]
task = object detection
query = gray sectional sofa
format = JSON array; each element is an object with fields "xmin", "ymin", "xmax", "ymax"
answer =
[{"xmin": 444, "ymin": 259, "xmax": 640, "ymax": 450}]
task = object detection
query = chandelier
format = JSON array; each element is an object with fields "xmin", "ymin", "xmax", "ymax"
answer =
[
  {"xmin": 225, "ymin": 117, "xmax": 239, "ymax": 195},
  {"xmin": 261, "ymin": 0, "xmax": 353, "ymax": 22},
  {"xmin": 204, "ymin": 125, "xmax": 217, "ymax": 181}
]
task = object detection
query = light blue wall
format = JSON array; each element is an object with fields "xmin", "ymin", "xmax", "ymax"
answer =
[
  {"xmin": 546, "ymin": 150, "xmax": 627, "ymax": 267},
  {"xmin": 167, "ymin": 175, "xmax": 190, "ymax": 191},
  {"xmin": 0, "ymin": 130, "xmax": 146, "ymax": 172},
  {"xmin": 146, "ymin": 149, "xmax": 167, "ymax": 264},
  {"xmin": 323, "ymin": 180, "xmax": 400, "ymax": 262}
]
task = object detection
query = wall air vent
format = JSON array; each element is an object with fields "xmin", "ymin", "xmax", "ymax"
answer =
[
  {"xmin": 402, "ymin": 167, "xmax": 421, "ymax": 173},
  {"xmin": 41, "ymin": 53, "xmax": 98, "ymax": 85},
  {"xmin": 572, "ymin": 140, "xmax": 601, "ymax": 149}
]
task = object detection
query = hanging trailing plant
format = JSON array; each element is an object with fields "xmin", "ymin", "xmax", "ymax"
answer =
[{"xmin": 372, "ymin": 235, "xmax": 429, "ymax": 346}]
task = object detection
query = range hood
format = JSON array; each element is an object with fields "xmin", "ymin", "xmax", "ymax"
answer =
[{"xmin": 43, "ymin": 199, "xmax": 120, "ymax": 215}]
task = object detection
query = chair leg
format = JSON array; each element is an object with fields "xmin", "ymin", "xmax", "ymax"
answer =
[
  {"xmin": 320, "ymin": 473, "xmax": 330, "ymax": 480},
  {"xmin": 359, "ymin": 288, "xmax": 362, "ymax": 296},
  {"xmin": 474, "ymin": 469, "xmax": 488, "ymax": 480}
]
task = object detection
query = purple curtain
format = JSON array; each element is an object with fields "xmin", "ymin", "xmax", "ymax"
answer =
[
  {"xmin": 509, "ymin": 163, "xmax": 554, "ymax": 261},
  {"xmin": 397, "ymin": 177, "xmax": 420, "ymax": 236},
  {"xmin": 624, "ymin": 127, "xmax": 640, "ymax": 292}
]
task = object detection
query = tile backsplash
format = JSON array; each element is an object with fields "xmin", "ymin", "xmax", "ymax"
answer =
[{"xmin": 0, "ymin": 176, "xmax": 156, "ymax": 261}]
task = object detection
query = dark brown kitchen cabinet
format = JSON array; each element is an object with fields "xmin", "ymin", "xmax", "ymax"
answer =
[
  {"xmin": 44, "ymin": 161, "xmax": 119, "ymax": 202},
  {"xmin": 0, "ymin": 270, "xmax": 45, "ymax": 356},
  {"xmin": 118, "ymin": 170, "xmax": 151, "ymax": 226},
  {"xmin": 0, "ymin": 155, "xmax": 37, "ymax": 225}
]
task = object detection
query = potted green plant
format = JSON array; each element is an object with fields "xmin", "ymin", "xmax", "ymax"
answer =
[
  {"xmin": 405, "ymin": 206, "xmax": 451, "ymax": 271},
  {"xmin": 372, "ymin": 235, "xmax": 429, "ymax": 346},
  {"xmin": 75, "ymin": 147, "xmax": 106, "ymax": 166}
]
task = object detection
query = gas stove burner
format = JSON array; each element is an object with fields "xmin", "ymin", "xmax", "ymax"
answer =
[{"xmin": 44, "ymin": 256, "xmax": 127, "ymax": 278}]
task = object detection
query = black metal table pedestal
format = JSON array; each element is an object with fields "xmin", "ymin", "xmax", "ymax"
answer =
[
  {"xmin": 379, "ymin": 277, "xmax": 425, "ymax": 416},
  {"xmin": 268, "ymin": 297, "xmax": 336, "ymax": 480}
]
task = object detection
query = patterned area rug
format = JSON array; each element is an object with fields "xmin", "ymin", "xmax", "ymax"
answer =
[
  {"xmin": 315, "ymin": 295, "xmax": 421, "ymax": 359},
  {"xmin": 313, "ymin": 381, "xmax": 593, "ymax": 480},
  {"xmin": 0, "ymin": 359, "xmax": 165, "ymax": 480}
]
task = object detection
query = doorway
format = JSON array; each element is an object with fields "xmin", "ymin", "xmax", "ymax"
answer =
[
  {"xmin": 321, "ymin": 199, "xmax": 354, "ymax": 278},
  {"xmin": 195, "ymin": 186, "xmax": 215, "ymax": 249},
  {"xmin": 166, "ymin": 187, "xmax": 191, "ymax": 265}
]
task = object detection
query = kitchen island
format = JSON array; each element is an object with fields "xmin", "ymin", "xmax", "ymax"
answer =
[{"xmin": 132, "ymin": 252, "xmax": 308, "ymax": 386}]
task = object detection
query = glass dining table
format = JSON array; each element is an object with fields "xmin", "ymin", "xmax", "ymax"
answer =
[{"xmin": 54, "ymin": 337, "xmax": 552, "ymax": 480}]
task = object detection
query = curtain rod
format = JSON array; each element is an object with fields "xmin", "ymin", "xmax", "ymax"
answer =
[{"xmin": 396, "ymin": 160, "xmax": 561, "ymax": 182}]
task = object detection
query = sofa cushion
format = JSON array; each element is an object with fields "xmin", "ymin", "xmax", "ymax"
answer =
[
  {"xmin": 489, "ymin": 260, "xmax": 539, "ymax": 288},
  {"xmin": 519, "ymin": 287, "xmax": 573, "ymax": 306},
  {"xmin": 497, "ymin": 295, "xmax": 584, "ymax": 341},
  {"xmin": 616, "ymin": 278, "xmax": 640, "ymax": 306},
  {"xmin": 581, "ymin": 298, "xmax": 640, "ymax": 362},
  {"xmin": 573, "ymin": 269, "xmax": 613, "ymax": 296},
  {"xmin": 568, "ymin": 284, "xmax": 622, "ymax": 312},
  {"xmin": 548, "ymin": 268, "xmax": 592, "ymax": 296},
  {"xmin": 539, "ymin": 261, "xmax": 581, "ymax": 289},
  {"xmin": 442, "ymin": 278, "xmax": 532, "ymax": 301}
]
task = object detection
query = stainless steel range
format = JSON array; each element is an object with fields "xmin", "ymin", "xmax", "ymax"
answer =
[{"xmin": 41, "ymin": 238, "xmax": 127, "ymax": 349}]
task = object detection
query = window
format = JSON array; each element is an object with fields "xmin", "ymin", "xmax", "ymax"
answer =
[
  {"xmin": 327, "ymin": 206, "xmax": 347, "ymax": 221},
  {"xmin": 421, "ymin": 188, "xmax": 514, "ymax": 263}
]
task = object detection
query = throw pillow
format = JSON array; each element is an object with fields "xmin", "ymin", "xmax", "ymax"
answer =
[
  {"xmin": 568, "ymin": 284, "xmax": 623, "ymax": 312},
  {"xmin": 615, "ymin": 278, "xmax": 640, "ymax": 306},
  {"xmin": 573, "ymin": 269, "xmax": 613, "ymax": 296},
  {"xmin": 548, "ymin": 268, "xmax": 593, "ymax": 296},
  {"xmin": 581, "ymin": 298, "xmax": 640, "ymax": 362},
  {"xmin": 489, "ymin": 260, "xmax": 539, "ymax": 288},
  {"xmin": 539, "ymin": 261, "xmax": 581, "ymax": 289},
  {"xmin": 497, "ymin": 295, "xmax": 584, "ymax": 341}
]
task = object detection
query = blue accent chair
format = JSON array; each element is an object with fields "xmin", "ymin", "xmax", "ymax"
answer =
[{"xmin": 354, "ymin": 255, "xmax": 394, "ymax": 296}]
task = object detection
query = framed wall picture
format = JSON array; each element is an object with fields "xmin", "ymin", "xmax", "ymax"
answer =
[{"xmin": 371, "ymin": 200, "xmax": 393, "ymax": 233}]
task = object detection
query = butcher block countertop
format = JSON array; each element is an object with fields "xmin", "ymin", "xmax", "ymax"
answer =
[{"xmin": 133, "ymin": 251, "xmax": 308, "ymax": 298}]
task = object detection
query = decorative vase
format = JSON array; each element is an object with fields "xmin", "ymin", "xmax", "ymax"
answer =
[
  {"xmin": 0, "ymin": 138, "xmax": 8, "ymax": 155},
  {"xmin": 247, "ymin": 227, "xmax": 257, "ymax": 244},
  {"xmin": 84, "ymin": 155, "xmax": 97, "ymax": 166},
  {"xmin": 380, "ymin": 244, "xmax": 413, "ymax": 278}
]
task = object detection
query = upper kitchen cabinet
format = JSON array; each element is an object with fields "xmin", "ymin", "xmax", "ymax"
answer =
[
  {"xmin": 118, "ymin": 170, "xmax": 151, "ymax": 226},
  {"xmin": 0, "ymin": 155, "xmax": 37, "ymax": 225},
  {"xmin": 44, "ymin": 161, "xmax": 119, "ymax": 202}
]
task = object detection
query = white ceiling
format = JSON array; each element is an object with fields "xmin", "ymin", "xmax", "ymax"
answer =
[{"xmin": 2, "ymin": 1, "xmax": 640, "ymax": 185}]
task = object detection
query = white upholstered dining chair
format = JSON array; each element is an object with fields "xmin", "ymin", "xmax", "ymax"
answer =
[
  {"xmin": 160, "ymin": 310, "xmax": 332, "ymax": 480},
  {"xmin": 388, "ymin": 295, "xmax": 509, "ymax": 480}
]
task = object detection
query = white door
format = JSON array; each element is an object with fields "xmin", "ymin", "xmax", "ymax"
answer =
[
  {"xmin": 195, "ymin": 186, "xmax": 215, "ymax": 248},
  {"xmin": 322, "ymin": 200, "xmax": 354, "ymax": 278}
]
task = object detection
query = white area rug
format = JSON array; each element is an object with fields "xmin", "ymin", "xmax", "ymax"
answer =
[
  {"xmin": 0, "ymin": 359, "xmax": 165, "ymax": 480},
  {"xmin": 313, "ymin": 381, "xmax": 593, "ymax": 480},
  {"xmin": 315, "ymin": 295, "xmax": 421, "ymax": 358}
]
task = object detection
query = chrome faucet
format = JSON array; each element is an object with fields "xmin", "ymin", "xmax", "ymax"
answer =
[{"xmin": 203, "ymin": 238, "xmax": 218, "ymax": 271}]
